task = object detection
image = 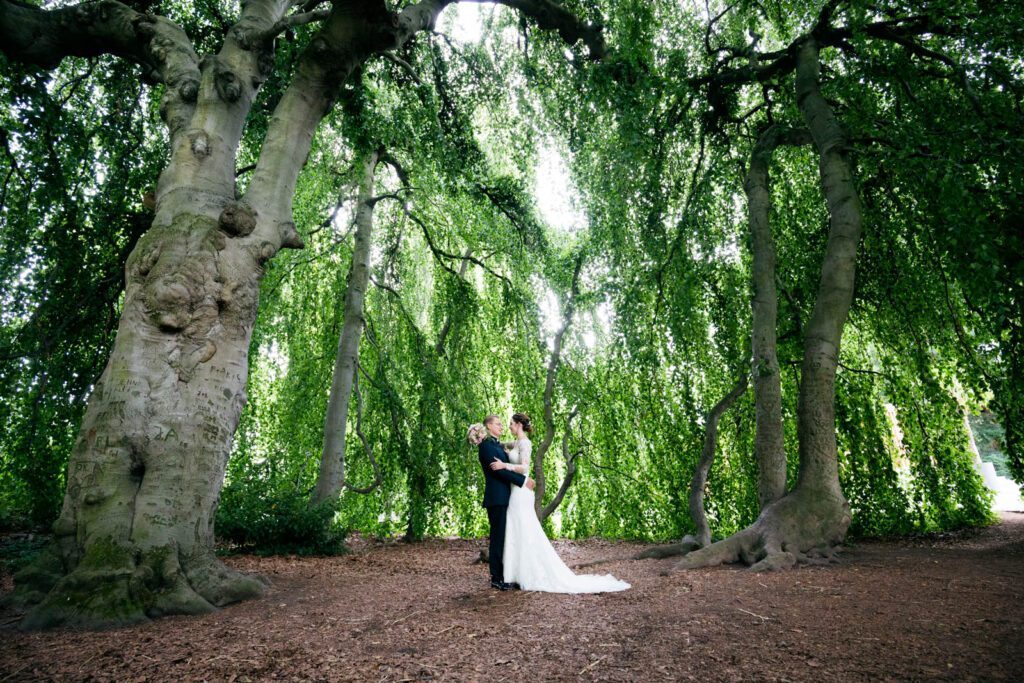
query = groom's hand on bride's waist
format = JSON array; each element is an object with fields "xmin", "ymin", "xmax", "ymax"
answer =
[{"xmin": 526, "ymin": 478, "xmax": 536, "ymax": 490}]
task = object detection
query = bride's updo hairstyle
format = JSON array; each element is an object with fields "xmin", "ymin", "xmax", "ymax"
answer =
[{"xmin": 511, "ymin": 412, "xmax": 534, "ymax": 433}]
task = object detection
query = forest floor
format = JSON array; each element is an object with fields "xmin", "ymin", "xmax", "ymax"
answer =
[{"xmin": 1, "ymin": 512, "xmax": 1023, "ymax": 682}]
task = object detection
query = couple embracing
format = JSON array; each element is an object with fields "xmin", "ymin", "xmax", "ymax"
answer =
[{"xmin": 468, "ymin": 413, "xmax": 630, "ymax": 594}]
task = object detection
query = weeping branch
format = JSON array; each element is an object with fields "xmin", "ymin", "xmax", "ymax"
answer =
[
  {"xmin": 246, "ymin": 0, "xmax": 604, "ymax": 232},
  {"xmin": 434, "ymin": 250, "xmax": 472, "ymax": 356},
  {"xmin": 405, "ymin": 208, "xmax": 514, "ymax": 287},
  {"xmin": 381, "ymin": 52, "xmax": 423, "ymax": 85},
  {"xmin": 343, "ymin": 369, "xmax": 383, "ymax": 494}
]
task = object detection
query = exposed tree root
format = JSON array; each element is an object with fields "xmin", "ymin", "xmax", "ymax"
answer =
[
  {"xmin": 14, "ymin": 540, "xmax": 267, "ymax": 630},
  {"xmin": 634, "ymin": 535, "xmax": 704, "ymax": 561},
  {"xmin": 572, "ymin": 536, "xmax": 704, "ymax": 570},
  {"xmin": 662, "ymin": 487, "xmax": 851, "ymax": 575}
]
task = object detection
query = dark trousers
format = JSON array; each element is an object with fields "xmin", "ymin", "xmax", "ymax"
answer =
[{"xmin": 486, "ymin": 505, "xmax": 508, "ymax": 583}]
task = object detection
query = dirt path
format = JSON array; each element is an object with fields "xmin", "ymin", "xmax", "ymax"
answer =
[{"xmin": 2, "ymin": 513, "xmax": 1022, "ymax": 682}]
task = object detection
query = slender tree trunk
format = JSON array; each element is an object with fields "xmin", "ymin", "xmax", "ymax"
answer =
[
  {"xmin": 539, "ymin": 408, "xmax": 581, "ymax": 521},
  {"xmin": 690, "ymin": 378, "xmax": 750, "ymax": 546},
  {"xmin": 312, "ymin": 150, "xmax": 380, "ymax": 505},
  {"xmin": 667, "ymin": 37, "xmax": 856, "ymax": 573},
  {"xmin": 746, "ymin": 125, "xmax": 812, "ymax": 508},
  {"xmin": 633, "ymin": 377, "xmax": 747, "ymax": 561},
  {"xmin": 534, "ymin": 255, "xmax": 583, "ymax": 520}
]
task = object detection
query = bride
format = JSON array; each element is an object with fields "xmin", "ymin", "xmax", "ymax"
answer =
[{"xmin": 489, "ymin": 412, "xmax": 630, "ymax": 593}]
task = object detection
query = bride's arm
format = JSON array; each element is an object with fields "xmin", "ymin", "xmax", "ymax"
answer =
[
  {"xmin": 492, "ymin": 459, "xmax": 527, "ymax": 475},
  {"xmin": 519, "ymin": 441, "xmax": 532, "ymax": 472}
]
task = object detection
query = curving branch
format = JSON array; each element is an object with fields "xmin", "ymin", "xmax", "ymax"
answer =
[
  {"xmin": 689, "ymin": 376, "xmax": 749, "ymax": 547},
  {"xmin": 253, "ymin": 6, "xmax": 331, "ymax": 42},
  {"xmin": 691, "ymin": 11, "xmax": 966, "ymax": 90},
  {"xmin": 632, "ymin": 375, "xmax": 749, "ymax": 561},
  {"xmin": 0, "ymin": 0, "xmax": 200, "ymax": 135},
  {"xmin": 405, "ymin": 207, "xmax": 514, "ymax": 287},
  {"xmin": 343, "ymin": 369, "xmax": 384, "ymax": 494},
  {"xmin": 534, "ymin": 253, "xmax": 583, "ymax": 519},
  {"xmin": 539, "ymin": 407, "xmax": 581, "ymax": 520},
  {"xmin": 395, "ymin": 0, "xmax": 604, "ymax": 59}
]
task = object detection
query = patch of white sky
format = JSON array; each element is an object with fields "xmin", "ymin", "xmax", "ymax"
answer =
[{"xmin": 442, "ymin": 4, "xmax": 608, "ymax": 349}]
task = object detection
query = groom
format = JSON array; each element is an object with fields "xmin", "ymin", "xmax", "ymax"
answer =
[{"xmin": 478, "ymin": 414, "xmax": 535, "ymax": 591}]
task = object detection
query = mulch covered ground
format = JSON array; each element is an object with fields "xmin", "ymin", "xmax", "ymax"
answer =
[{"xmin": 2, "ymin": 512, "xmax": 1023, "ymax": 682}]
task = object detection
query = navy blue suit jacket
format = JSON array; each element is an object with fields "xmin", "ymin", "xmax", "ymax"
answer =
[{"xmin": 478, "ymin": 437, "xmax": 526, "ymax": 508}]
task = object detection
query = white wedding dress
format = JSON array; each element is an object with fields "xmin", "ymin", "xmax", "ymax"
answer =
[{"xmin": 503, "ymin": 438, "xmax": 631, "ymax": 593}]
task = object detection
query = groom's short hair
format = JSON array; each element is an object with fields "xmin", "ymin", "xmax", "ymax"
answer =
[{"xmin": 483, "ymin": 414, "xmax": 501, "ymax": 427}]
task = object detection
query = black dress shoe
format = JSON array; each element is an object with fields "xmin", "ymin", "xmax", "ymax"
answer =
[
  {"xmin": 508, "ymin": 582, "xmax": 521, "ymax": 590},
  {"xmin": 490, "ymin": 580, "xmax": 512, "ymax": 591}
]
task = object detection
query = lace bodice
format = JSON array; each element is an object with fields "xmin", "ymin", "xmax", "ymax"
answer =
[{"xmin": 509, "ymin": 438, "xmax": 532, "ymax": 470}]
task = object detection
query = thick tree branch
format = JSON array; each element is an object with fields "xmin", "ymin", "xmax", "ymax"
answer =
[
  {"xmin": 246, "ymin": 0, "xmax": 603, "ymax": 239},
  {"xmin": 395, "ymin": 0, "xmax": 604, "ymax": 59},
  {"xmin": 254, "ymin": 7, "xmax": 331, "ymax": 42},
  {"xmin": 0, "ymin": 0, "xmax": 200, "ymax": 136}
]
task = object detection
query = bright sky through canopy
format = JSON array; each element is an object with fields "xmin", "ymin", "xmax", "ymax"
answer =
[{"xmin": 446, "ymin": 3, "xmax": 586, "ymax": 235}]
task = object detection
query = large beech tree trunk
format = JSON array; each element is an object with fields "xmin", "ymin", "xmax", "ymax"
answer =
[
  {"xmin": 2, "ymin": 0, "xmax": 604, "ymax": 630},
  {"xmin": 666, "ymin": 36, "xmax": 856, "ymax": 573},
  {"xmin": 8, "ymin": 0, "xmax": 302, "ymax": 630},
  {"xmin": 311, "ymin": 150, "xmax": 380, "ymax": 505}
]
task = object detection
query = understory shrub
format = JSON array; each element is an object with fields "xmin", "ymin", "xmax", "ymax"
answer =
[{"xmin": 215, "ymin": 474, "xmax": 346, "ymax": 556}]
